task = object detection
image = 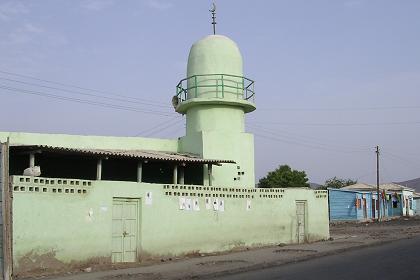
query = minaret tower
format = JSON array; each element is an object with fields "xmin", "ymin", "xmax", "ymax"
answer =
[{"xmin": 174, "ymin": 5, "xmax": 256, "ymax": 187}]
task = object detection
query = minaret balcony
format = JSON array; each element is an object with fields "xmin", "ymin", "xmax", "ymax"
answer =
[{"xmin": 174, "ymin": 74, "xmax": 256, "ymax": 114}]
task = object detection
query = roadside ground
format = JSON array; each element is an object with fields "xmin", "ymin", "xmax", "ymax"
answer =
[{"xmin": 21, "ymin": 216, "xmax": 420, "ymax": 280}]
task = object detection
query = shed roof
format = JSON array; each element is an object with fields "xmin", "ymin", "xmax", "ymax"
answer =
[
  {"xmin": 327, "ymin": 188, "xmax": 371, "ymax": 194},
  {"xmin": 380, "ymin": 183, "xmax": 415, "ymax": 192},
  {"xmin": 12, "ymin": 145, "xmax": 235, "ymax": 165},
  {"xmin": 341, "ymin": 183, "xmax": 376, "ymax": 191},
  {"xmin": 342, "ymin": 182, "xmax": 415, "ymax": 192}
]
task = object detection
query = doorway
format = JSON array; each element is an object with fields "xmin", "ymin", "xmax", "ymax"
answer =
[
  {"xmin": 296, "ymin": 201, "xmax": 307, "ymax": 244},
  {"xmin": 371, "ymin": 199, "xmax": 376, "ymax": 219},
  {"xmin": 363, "ymin": 198, "xmax": 367, "ymax": 219},
  {"xmin": 112, "ymin": 198, "xmax": 140, "ymax": 263}
]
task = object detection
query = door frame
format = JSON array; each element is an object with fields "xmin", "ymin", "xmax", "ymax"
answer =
[
  {"xmin": 112, "ymin": 197, "xmax": 141, "ymax": 263},
  {"xmin": 295, "ymin": 200, "xmax": 307, "ymax": 244}
]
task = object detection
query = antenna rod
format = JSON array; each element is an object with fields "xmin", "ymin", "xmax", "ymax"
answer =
[{"xmin": 210, "ymin": 3, "xmax": 217, "ymax": 35}]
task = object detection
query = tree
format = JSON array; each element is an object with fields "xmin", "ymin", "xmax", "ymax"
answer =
[
  {"xmin": 258, "ymin": 165, "xmax": 309, "ymax": 188},
  {"xmin": 323, "ymin": 176, "xmax": 357, "ymax": 189}
]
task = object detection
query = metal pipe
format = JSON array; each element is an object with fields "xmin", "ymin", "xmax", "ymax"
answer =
[
  {"xmin": 96, "ymin": 159, "xmax": 102, "ymax": 180},
  {"xmin": 208, "ymin": 164, "xmax": 213, "ymax": 186},
  {"xmin": 179, "ymin": 166, "xmax": 185, "ymax": 185},
  {"xmin": 137, "ymin": 161, "xmax": 143, "ymax": 183},
  {"xmin": 29, "ymin": 153, "xmax": 35, "ymax": 168},
  {"xmin": 173, "ymin": 164, "xmax": 178, "ymax": 185}
]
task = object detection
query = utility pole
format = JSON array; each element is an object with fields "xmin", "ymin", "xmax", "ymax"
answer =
[{"xmin": 376, "ymin": 145, "xmax": 380, "ymax": 221}]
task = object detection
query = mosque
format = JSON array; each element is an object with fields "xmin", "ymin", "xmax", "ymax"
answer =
[{"xmin": 0, "ymin": 14, "xmax": 329, "ymax": 278}]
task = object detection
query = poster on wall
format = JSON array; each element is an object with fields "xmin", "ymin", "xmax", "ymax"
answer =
[
  {"xmin": 246, "ymin": 200, "xmax": 252, "ymax": 211},
  {"xmin": 179, "ymin": 197, "xmax": 186, "ymax": 210},
  {"xmin": 145, "ymin": 192, "xmax": 153, "ymax": 205},
  {"xmin": 213, "ymin": 198, "xmax": 219, "ymax": 211},
  {"xmin": 205, "ymin": 197, "xmax": 212, "ymax": 210},
  {"xmin": 193, "ymin": 199, "xmax": 200, "ymax": 211},
  {"xmin": 186, "ymin": 198, "xmax": 192, "ymax": 211},
  {"xmin": 219, "ymin": 199, "xmax": 225, "ymax": 212}
]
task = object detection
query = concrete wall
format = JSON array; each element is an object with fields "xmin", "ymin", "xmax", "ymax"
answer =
[{"xmin": 11, "ymin": 176, "xmax": 329, "ymax": 276}]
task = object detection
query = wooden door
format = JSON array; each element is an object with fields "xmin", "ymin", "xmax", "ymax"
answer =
[
  {"xmin": 112, "ymin": 198, "xmax": 139, "ymax": 263},
  {"xmin": 363, "ymin": 198, "xmax": 367, "ymax": 219},
  {"xmin": 296, "ymin": 201, "xmax": 306, "ymax": 244},
  {"xmin": 371, "ymin": 199, "xmax": 376, "ymax": 218}
]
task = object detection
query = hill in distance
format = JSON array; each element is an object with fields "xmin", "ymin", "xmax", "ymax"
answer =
[{"xmin": 397, "ymin": 178, "xmax": 420, "ymax": 193}]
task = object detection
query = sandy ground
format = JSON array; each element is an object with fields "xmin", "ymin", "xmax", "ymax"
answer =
[{"xmin": 19, "ymin": 216, "xmax": 420, "ymax": 280}]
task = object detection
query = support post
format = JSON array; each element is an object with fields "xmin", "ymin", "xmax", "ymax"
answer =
[
  {"xmin": 137, "ymin": 161, "xmax": 143, "ymax": 183},
  {"xmin": 208, "ymin": 163, "xmax": 213, "ymax": 186},
  {"xmin": 2, "ymin": 139, "xmax": 12, "ymax": 280},
  {"xmin": 376, "ymin": 145, "xmax": 380, "ymax": 221},
  {"xmin": 179, "ymin": 165, "xmax": 185, "ymax": 185},
  {"xmin": 29, "ymin": 153, "xmax": 35, "ymax": 167},
  {"xmin": 96, "ymin": 158, "xmax": 102, "ymax": 180},
  {"xmin": 173, "ymin": 164, "xmax": 178, "ymax": 185}
]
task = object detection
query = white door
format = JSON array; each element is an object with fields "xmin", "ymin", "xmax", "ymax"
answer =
[
  {"xmin": 112, "ymin": 198, "xmax": 139, "ymax": 263},
  {"xmin": 296, "ymin": 201, "xmax": 306, "ymax": 244}
]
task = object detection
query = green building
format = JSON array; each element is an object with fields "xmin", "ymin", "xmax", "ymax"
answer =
[{"xmin": 0, "ymin": 32, "xmax": 329, "ymax": 279}]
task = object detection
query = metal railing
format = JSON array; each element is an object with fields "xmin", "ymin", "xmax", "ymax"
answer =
[{"xmin": 175, "ymin": 74, "xmax": 255, "ymax": 104}]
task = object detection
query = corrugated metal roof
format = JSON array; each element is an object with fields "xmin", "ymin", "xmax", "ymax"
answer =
[
  {"xmin": 341, "ymin": 183, "xmax": 376, "ymax": 191},
  {"xmin": 342, "ymin": 183, "xmax": 415, "ymax": 192},
  {"xmin": 379, "ymin": 183, "xmax": 415, "ymax": 192},
  {"xmin": 14, "ymin": 145, "xmax": 235, "ymax": 164}
]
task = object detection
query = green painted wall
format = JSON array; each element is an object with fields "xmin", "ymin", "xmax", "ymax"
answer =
[{"xmin": 11, "ymin": 175, "xmax": 329, "ymax": 276}]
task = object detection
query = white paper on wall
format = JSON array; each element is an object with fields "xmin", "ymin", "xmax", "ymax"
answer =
[
  {"xmin": 179, "ymin": 197, "xmax": 186, "ymax": 210},
  {"xmin": 193, "ymin": 199, "xmax": 200, "ymax": 211},
  {"xmin": 246, "ymin": 200, "xmax": 252, "ymax": 211},
  {"xmin": 205, "ymin": 198, "xmax": 212, "ymax": 210},
  {"xmin": 186, "ymin": 198, "xmax": 192, "ymax": 211},
  {"xmin": 219, "ymin": 199, "xmax": 225, "ymax": 212},
  {"xmin": 145, "ymin": 192, "xmax": 153, "ymax": 205},
  {"xmin": 213, "ymin": 198, "xmax": 219, "ymax": 211}
]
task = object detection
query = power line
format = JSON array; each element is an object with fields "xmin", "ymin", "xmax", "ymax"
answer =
[
  {"xmin": 0, "ymin": 76, "xmax": 171, "ymax": 109},
  {"xmin": 134, "ymin": 117, "xmax": 182, "ymax": 137},
  {"xmin": 381, "ymin": 151, "xmax": 420, "ymax": 170},
  {"xmin": 0, "ymin": 69, "xmax": 168, "ymax": 105},
  {"xmin": 249, "ymin": 120, "xmax": 420, "ymax": 127},
  {"xmin": 247, "ymin": 123, "xmax": 370, "ymax": 151},
  {"xmin": 258, "ymin": 105, "xmax": 420, "ymax": 112},
  {"xmin": 0, "ymin": 84, "xmax": 173, "ymax": 117},
  {"xmin": 252, "ymin": 131, "xmax": 367, "ymax": 154},
  {"xmin": 248, "ymin": 124, "xmax": 370, "ymax": 153},
  {"xmin": 159, "ymin": 120, "xmax": 186, "ymax": 138}
]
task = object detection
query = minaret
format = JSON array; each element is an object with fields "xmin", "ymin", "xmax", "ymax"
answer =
[{"xmin": 174, "ymin": 8, "xmax": 256, "ymax": 187}]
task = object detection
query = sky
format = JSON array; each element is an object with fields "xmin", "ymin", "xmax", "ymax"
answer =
[{"xmin": 0, "ymin": 0, "xmax": 419, "ymax": 185}]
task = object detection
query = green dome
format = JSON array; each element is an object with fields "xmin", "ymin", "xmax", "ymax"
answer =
[
  {"xmin": 187, "ymin": 35, "xmax": 243, "ymax": 77},
  {"xmin": 175, "ymin": 34, "xmax": 255, "ymax": 114}
]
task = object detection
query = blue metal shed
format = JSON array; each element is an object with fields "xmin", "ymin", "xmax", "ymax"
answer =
[{"xmin": 328, "ymin": 188, "xmax": 373, "ymax": 221}]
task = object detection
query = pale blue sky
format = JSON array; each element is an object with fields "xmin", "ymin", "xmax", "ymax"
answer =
[{"xmin": 1, "ymin": 0, "xmax": 419, "ymax": 184}]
